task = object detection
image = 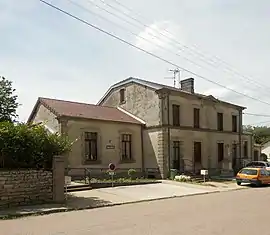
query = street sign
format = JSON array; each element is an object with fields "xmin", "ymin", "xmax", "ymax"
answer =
[
  {"xmin": 108, "ymin": 163, "xmax": 116, "ymax": 171},
  {"xmin": 65, "ymin": 176, "xmax": 72, "ymax": 185},
  {"xmin": 200, "ymin": 169, "xmax": 208, "ymax": 175},
  {"xmin": 108, "ymin": 163, "xmax": 116, "ymax": 187},
  {"xmin": 200, "ymin": 169, "xmax": 208, "ymax": 183}
]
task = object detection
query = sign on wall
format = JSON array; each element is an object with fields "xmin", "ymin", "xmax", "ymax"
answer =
[{"xmin": 106, "ymin": 140, "xmax": 115, "ymax": 149}]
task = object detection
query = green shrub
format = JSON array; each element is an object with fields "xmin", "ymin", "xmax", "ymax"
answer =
[
  {"xmin": 0, "ymin": 122, "xmax": 72, "ymax": 169},
  {"xmin": 128, "ymin": 168, "xmax": 137, "ymax": 179}
]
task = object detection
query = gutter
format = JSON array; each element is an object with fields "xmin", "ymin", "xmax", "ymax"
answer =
[{"xmin": 140, "ymin": 125, "xmax": 145, "ymax": 176}]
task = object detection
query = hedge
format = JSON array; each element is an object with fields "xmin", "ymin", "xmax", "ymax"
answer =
[{"xmin": 0, "ymin": 122, "xmax": 72, "ymax": 169}]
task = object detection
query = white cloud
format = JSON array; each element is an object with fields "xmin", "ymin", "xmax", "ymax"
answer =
[{"xmin": 135, "ymin": 21, "xmax": 182, "ymax": 53}]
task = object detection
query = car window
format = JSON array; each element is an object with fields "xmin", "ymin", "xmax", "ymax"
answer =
[
  {"xmin": 239, "ymin": 169, "xmax": 258, "ymax": 175},
  {"xmin": 260, "ymin": 169, "xmax": 267, "ymax": 176},
  {"xmin": 246, "ymin": 162, "xmax": 255, "ymax": 167}
]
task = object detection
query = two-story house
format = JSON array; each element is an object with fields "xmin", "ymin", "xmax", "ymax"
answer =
[
  {"xmin": 98, "ymin": 77, "xmax": 253, "ymax": 178},
  {"xmin": 28, "ymin": 77, "xmax": 254, "ymax": 179}
]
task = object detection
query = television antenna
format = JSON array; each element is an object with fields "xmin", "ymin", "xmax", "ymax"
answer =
[{"xmin": 164, "ymin": 68, "xmax": 180, "ymax": 88}]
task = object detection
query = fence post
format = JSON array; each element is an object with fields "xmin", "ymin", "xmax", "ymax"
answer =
[{"xmin": 52, "ymin": 155, "xmax": 65, "ymax": 203}]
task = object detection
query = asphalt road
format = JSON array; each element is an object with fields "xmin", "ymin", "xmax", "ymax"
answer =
[{"xmin": 1, "ymin": 186, "xmax": 269, "ymax": 235}]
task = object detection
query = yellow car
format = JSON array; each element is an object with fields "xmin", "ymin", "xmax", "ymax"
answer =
[{"xmin": 236, "ymin": 167, "xmax": 270, "ymax": 186}]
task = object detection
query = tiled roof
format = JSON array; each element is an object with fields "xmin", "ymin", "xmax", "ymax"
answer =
[{"xmin": 29, "ymin": 97, "xmax": 143, "ymax": 125}]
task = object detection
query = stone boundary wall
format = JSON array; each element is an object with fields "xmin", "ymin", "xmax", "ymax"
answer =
[{"xmin": 0, "ymin": 170, "xmax": 53, "ymax": 208}]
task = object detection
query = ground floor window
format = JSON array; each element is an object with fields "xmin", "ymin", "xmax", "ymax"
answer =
[
  {"xmin": 243, "ymin": 141, "xmax": 248, "ymax": 158},
  {"xmin": 121, "ymin": 134, "xmax": 132, "ymax": 160},
  {"xmin": 194, "ymin": 142, "xmax": 202, "ymax": 163},
  {"xmin": 172, "ymin": 141, "xmax": 181, "ymax": 169},
  {"xmin": 218, "ymin": 143, "xmax": 224, "ymax": 162},
  {"xmin": 85, "ymin": 132, "xmax": 98, "ymax": 161}
]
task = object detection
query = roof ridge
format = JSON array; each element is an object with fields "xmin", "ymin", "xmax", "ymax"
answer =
[{"xmin": 39, "ymin": 97, "xmax": 120, "ymax": 110}]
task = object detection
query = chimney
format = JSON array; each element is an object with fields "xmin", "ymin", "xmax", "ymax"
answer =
[{"xmin": 180, "ymin": 78, "xmax": 194, "ymax": 93}]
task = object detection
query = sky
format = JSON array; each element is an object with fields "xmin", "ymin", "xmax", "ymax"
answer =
[{"xmin": 1, "ymin": 0, "xmax": 270, "ymax": 125}]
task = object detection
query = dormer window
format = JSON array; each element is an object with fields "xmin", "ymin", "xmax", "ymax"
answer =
[{"xmin": 119, "ymin": 88, "xmax": 125, "ymax": 103}]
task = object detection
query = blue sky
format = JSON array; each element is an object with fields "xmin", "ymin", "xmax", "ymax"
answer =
[{"xmin": 1, "ymin": 0, "xmax": 270, "ymax": 125}]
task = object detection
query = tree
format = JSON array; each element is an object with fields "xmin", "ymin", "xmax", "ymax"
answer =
[
  {"xmin": 0, "ymin": 76, "xmax": 19, "ymax": 122},
  {"xmin": 0, "ymin": 121, "xmax": 72, "ymax": 169},
  {"xmin": 243, "ymin": 125, "xmax": 270, "ymax": 144}
]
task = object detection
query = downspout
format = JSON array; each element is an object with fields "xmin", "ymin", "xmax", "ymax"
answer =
[
  {"xmin": 167, "ymin": 92, "xmax": 171, "ymax": 177},
  {"xmin": 140, "ymin": 124, "xmax": 145, "ymax": 176},
  {"xmin": 238, "ymin": 109, "xmax": 243, "ymax": 166}
]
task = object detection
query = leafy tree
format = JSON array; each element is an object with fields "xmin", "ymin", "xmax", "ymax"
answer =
[
  {"xmin": 0, "ymin": 122, "xmax": 72, "ymax": 169},
  {"xmin": 0, "ymin": 76, "xmax": 19, "ymax": 122},
  {"xmin": 243, "ymin": 125, "xmax": 270, "ymax": 144}
]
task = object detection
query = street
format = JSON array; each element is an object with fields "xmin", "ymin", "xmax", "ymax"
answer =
[{"xmin": 1, "ymin": 186, "xmax": 268, "ymax": 235}]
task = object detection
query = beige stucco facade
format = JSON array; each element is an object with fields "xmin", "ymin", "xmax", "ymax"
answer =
[
  {"xmin": 66, "ymin": 119, "xmax": 143, "ymax": 170},
  {"xmin": 32, "ymin": 104, "xmax": 60, "ymax": 133},
  {"xmin": 102, "ymin": 83, "xmax": 161, "ymax": 126},
  {"xmin": 30, "ymin": 78, "xmax": 255, "ymax": 179},
  {"xmin": 31, "ymin": 104, "xmax": 143, "ymax": 174},
  {"xmin": 100, "ymin": 81, "xmax": 254, "ymax": 178}
]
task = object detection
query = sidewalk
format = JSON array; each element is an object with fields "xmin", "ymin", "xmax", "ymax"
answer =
[{"xmin": 0, "ymin": 181, "xmax": 247, "ymax": 219}]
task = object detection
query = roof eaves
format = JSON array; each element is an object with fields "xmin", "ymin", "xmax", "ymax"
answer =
[
  {"xmin": 117, "ymin": 106, "xmax": 146, "ymax": 125},
  {"xmin": 97, "ymin": 77, "xmax": 161, "ymax": 105},
  {"xmin": 156, "ymin": 87, "xmax": 246, "ymax": 110}
]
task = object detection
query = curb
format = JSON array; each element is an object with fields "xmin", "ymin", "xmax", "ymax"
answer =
[{"xmin": 0, "ymin": 186, "xmax": 249, "ymax": 220}]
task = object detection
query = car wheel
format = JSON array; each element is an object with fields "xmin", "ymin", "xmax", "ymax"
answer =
[
  {"xmin": 237, "ymin": 181, "xmax": 241, "ymax": 186},
  {"xmin": 256, "ymin": 181, "xmax": 262, "ymax": 187}
]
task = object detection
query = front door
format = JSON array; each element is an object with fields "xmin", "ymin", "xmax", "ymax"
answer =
[
  {"xmin": 254, "ymin": 150, "xmax": 259, "ymax": 161},
  {"xmin": 172, "ymin": 141, "xmax": 180, "ymax": 171},
  {"xmin": 232, "ymin": 144, "xmax": 237, "ymax": 171},
  {"xmin": 194, "ymin": 142, "xmax": 202, "ymax": 173}
]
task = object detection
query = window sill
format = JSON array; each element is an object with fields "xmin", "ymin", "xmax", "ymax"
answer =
[
  {"xmin": 83, "ymin": 160, "xmax": 101, "ymax": 165},
  {"xmin": 119, "ymin": 159, "xmax": 136, "ymax": 164},
  {"xmin": 119, "ymin": 101, "xmax": 126, "ymax": 105}
]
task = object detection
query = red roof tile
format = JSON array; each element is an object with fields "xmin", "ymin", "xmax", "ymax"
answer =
[{"xmin": 36, "ymin": 97, "xmax": 142, "ymax": 125}]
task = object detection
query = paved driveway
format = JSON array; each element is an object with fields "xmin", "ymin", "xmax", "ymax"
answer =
[
  {"xmin": 1, "ymin": 186, "xmax": 269, "ymax": 235},
  {"xmin": 67, "ymin": 182, "xmax": 219, "ymax": 208}
]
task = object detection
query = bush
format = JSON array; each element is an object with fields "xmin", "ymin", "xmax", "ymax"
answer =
[
  {"xmin": 128, "ymin": 168, "xmax": 137, "ymax": 179},
  {"xmin": 174, "ymin": 174, "xmax": 192, "ymax": 182},
  {"xmin": 0, "ymin": 122, "xmax": 72, "ymax": 169}
]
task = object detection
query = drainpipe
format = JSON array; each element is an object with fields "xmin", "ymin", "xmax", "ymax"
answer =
[
  {"xmin": 167, "ymin": 92, "xmax": 171, "ymax": 177},
  {"xmin": 140, "ymin": 125, "xmax": 145, "ymax": 176},
  {"xmin": 238, "ymin": 109, "xmax": 243, "ymax": 166}
]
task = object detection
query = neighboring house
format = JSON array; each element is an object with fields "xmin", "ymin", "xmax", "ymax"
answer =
[
  {"xmin": 253, "ymin": 144, "xmax": 261, "ymax": 161},
  {"xmin": 261, "ymin": 141, "xmax": 270, "ymax": 160},
  {"xmin": 28, "ymin": 98, "xmax": 145, "ymax": 176},
  {"xmin": 98, "ymin": 77, "xmax": 254, "ymax": 178}
]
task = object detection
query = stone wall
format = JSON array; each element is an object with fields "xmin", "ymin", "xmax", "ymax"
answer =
[{"xmin": 0, "ymin": 170, "xmax": 53, "ymax": 208}]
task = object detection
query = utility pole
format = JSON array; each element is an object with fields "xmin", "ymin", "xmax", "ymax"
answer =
[{"xmin": 164, "ymin": 68, "xmax": 180, "ymax": 88}]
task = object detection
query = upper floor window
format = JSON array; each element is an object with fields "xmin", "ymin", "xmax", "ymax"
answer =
[
  {"xmin": 85, "ymin": 132, "xmax": 98, "ymax": 161},
  {"xmin": 172, "ymin": 104, "xmax": 180, "ymax": 126},
  {"xmin": 119, "ymin": 89, "xmax": 125, "ymax": 103},
  {"xmin": 121, "ymin": 134, "xmax": 132, "ymax": 161},
  {"xmin": 193, "ymin": 108, "xmax": 200, "ymax": 128},
  {"xmin": 217, "ymin": 112, "xmax": 223, "ymax": 131},
  {"xmin": 232, "ymin": 115, "xmax": 237, "ymax": 132}
]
